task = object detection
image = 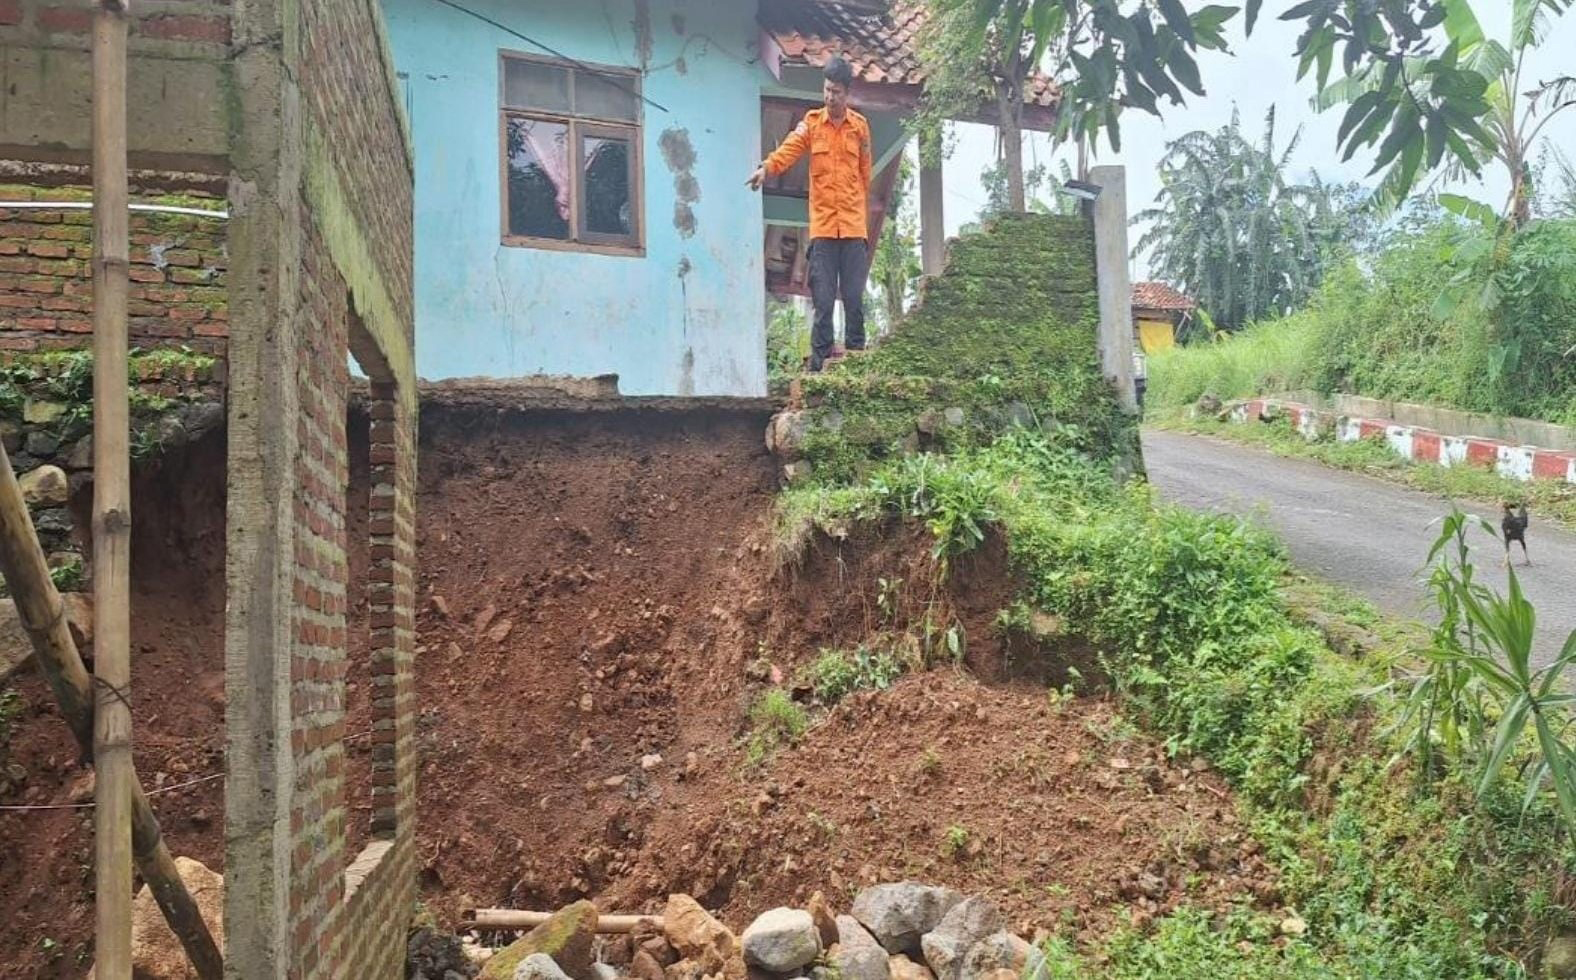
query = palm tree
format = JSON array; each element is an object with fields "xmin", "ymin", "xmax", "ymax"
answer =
[{"xmin": 1133, "ymin": 108, "xmax": 1344, "ymax": 331}]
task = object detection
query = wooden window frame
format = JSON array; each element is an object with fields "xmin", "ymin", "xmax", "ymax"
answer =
[{"xmin": 498, "ymin": 50, "xmax": 645, "ymax": 257}]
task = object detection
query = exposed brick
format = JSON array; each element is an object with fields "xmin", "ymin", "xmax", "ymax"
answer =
[
  {"xmin": 135, "ymin": 13, "xmax": 232, "ymax": 42},
  {"xmin": 0, "ymin": 0, "xmax": 21, "ymax": 26},
  {"xmin": 36, "ymin": 5, "xmax": 92, "ymax": 32}
]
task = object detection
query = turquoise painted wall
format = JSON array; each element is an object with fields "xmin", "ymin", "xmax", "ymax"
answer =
[{"xmin": 381, "ymin": 0, "xmax": 770, "ymax": 396}]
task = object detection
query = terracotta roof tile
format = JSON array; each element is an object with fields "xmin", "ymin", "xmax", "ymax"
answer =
[
  {"xmin": 759, "ymin": 0, "xmax": 1061, "ymax": 109},
  {"xmin": 1133, "ymin": 281, "xmax": 1197, "ymax": 312}
]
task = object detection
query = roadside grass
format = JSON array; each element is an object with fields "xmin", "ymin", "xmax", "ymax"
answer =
[
  {"xmin": 1149, "ymin": 408, "xmax": 1576, "ymax": 532},
  {"xmin": 777, "ymin": 431, "xmax": 1576, "ymax": 976}
]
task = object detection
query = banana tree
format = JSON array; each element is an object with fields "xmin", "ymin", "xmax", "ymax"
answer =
[{"xmin": 1314, "ymin": 0, "xmax": 1574, "ymax": 226}]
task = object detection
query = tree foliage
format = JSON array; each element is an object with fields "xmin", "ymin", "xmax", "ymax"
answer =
[
  {"xmin": 922, "ymin": 0, "xmax": 1570, "ymax": 213},
  {"xmin": 1133, "ymin": 109, "xmax": 1367, "ymax": 330},
  {"xmin": 869, "ymin": 157, "xmax": 922, "ymax": 330}
]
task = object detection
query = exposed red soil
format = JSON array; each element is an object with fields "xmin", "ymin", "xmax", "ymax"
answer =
[
  {"xmin": 1, "ymin": 401, "xmax": 1279, "ymax": 978},
  {"xmin": 406, "ymin": 405, "xmax": 1277, "ymax": 943},
  {"xmin": 0, "ymin": 432, "xmax": 227, "ymax": 979}
]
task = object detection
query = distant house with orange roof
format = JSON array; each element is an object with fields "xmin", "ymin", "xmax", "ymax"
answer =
[{"xmin": 1132, "ymin": 280, "xmax": 1198, "ymax": 353}]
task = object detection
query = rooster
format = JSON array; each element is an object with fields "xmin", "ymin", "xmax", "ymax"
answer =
[{"xmin": 1502, "ymin": 501, "xmax": 1530, "ymax": 568}]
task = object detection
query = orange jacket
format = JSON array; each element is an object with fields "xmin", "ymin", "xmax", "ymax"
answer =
[{"xmin": 764, "ymin": 107, "xmax": 872, "ymax": 241}]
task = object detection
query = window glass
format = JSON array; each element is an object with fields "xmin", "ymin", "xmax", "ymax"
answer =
[
  {"xmin": 503, "ymin": 59, "xmax": 570, "ymax": 113},
  {"xmin": 575, "ymin": 71, "xmax": 639, "ymax": 122},
  {"xmin": 582, "ymin": 134, "xmax": 633, "ymax": 236},
  {"xmin": 506, "ymin": 116, "xmax": 571, "ymax": 240}
]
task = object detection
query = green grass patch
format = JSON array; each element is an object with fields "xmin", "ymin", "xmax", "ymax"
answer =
[{"xmin": 745, "ymin": 689, "xmax": 809, "ymax": 767}]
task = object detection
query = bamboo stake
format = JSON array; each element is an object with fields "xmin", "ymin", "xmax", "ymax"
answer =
[
  {"xmin": 463, "ymin": 910, "xmax": 664, "ymax": 934},
  {"xmin": 92, "ymin": 1, "xmax": 134, "ymax": 974},
  {"xmin": 0, "ymin": 444, "xmax": 224, "ymax": 977}
]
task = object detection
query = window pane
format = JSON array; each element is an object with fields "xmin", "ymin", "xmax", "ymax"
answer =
[
  {"xmin": 582, "ymin": 133, "xmax": 633, "ymax": 237},
  {"xmin": 575, "ymin": 70, "xmax": 639, "ymax": 122},
  {"xmin": 506, "ymin": 117, "xmax": 571, "ymax": 240},
  {"xmin": 503, "ymin": 58, "xmax": 570, "ymax": 112}
]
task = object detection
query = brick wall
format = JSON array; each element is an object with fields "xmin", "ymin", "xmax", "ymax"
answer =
[
  {"xmin": 0, "ymin": 184, "xmax": 227, "ymax": 359},
  {"xmin": 0, "ymin": 0, "xmax": 229, "ymax": 44},
  {"xmin": 291, "ymin": 0, "xmax": 419, "ymax": 971},
  {"xmin": 298, "ymin": 0, "xmax": 415, "ymax": 348}
]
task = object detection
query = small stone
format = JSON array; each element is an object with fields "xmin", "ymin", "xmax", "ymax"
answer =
[
  {"xmin": 22, "ymin": 399, "xmax": 67, "ymax": 425},
  {"xmin": 664, "ymin": 895, "xmax": 742, "ymax": 978},
  {"xmin": 1004, "ymin": 402, "xmax": 1034, "ymax": 428},
  {"xmin": 18, "ymin": 465, "xmax": 69, "ymax": 507},
  {"xmin": 33, "ymin": 508, "xmax": 72, "ymax": 535},
  {"xmin": 25, "ymin": 430, "xmax": 60, "ymax": 457},
  {"xmin": 741, "ymin": 908, "xmax": 820, "ymax": 973},
  {"xmin": 489, "ymin": 619, "xmax": 515, "ymax": 643},
  {"xmin": 851, "ymin": 883, "xmax": 964, "ymax": 956},
  {"xmin": 580, "ymin": 694, "xmax": 595, "ymax": 713},
  {"xmin": 1279, "ymin": 915, "xmax": 1307, "ymax": 937},
  {"xmin": 515, "ymin": 953, "xmax": 574, "ymax": 980},
  {"xmin": 590, "ymin": 964, "xmax": 619, "ymax": 980},
  {"xmin": 604, "ymin": 775, "xmax": 627, "ymax": 790},
  {"xmin": 781, "ymin": 461, "xmax": 812, "ymax": 486},
  {"xmin": 641, "ymin": 754, "xmax": 663, "ymax": 771},
  {"xmin": 822, "ymin": 943, "xmax": 889, "ymax": 980},
  {"xmin": 942, "ymin": 408, "xmax": 965, "ymax": 428},
  {"xmin": 807, "ymin": 892, "xmax": 839, "ymax": 951},
  {"xmin": 429, "ymin": 594, "xmax": 452, "ymax": 619},
  {"xmin": 888, "ymin": 955, "xmax": 934, "ymax": 980},
  {"xmin": 62, "ymin": 436, "xmax": 93, "ymax": 471},
  {"xmin": 630, "ymin": 951, "xmax": 666, "ymax": 980},
  {"xmin": 0, "ymin": 420, "xmax": 21, "ymax": 454},
  {"xmin": 959, "ymin": 934, "xmax": 1041, "ymax": 980}
]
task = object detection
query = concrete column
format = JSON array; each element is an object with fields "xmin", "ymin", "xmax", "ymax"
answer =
[
  {"xmin": 919, "ymin": 128, "xmax": 945, "ymax": 276},
  {"xmin": 224, "ymin": 0, "xmax": 304, "ymax": 971},
  {"xmin": 1089, "ymin": 165, "xmax": 1137, "ymax": 414}
]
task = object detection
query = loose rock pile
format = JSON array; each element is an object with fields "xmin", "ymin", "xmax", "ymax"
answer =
[{"xmin": 474, "ymin": 883, "xmax": 1049, "ymax": 980}]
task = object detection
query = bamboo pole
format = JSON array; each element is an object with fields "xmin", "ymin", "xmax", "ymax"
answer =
[
  {"xmin": 463, "ymin": 910, "xmax": 664, "ymax": 934},
  {"xmin": 0, "ymin": 444, "xmax": 225, "ymax": 977},
  {"xmin": 92, "ymin": 1, "xmax": 134, "ymax": 974}
]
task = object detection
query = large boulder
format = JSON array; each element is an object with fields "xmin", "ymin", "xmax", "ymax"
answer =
[
  {"xmin": 958, "ymin": 933, "xmax": 1042, "ymax": 980},
  {"xmin": 836, "ymin": 916, "xmax": 881, "ymax": 950},
  {"xmin": 741, "ymin": 908, "xmax": 821, "ymax": 973},
  {"xmin": 482, "ymin": 901, "xmax": 599, "ymax": 980},
  {"xmin": 663, "ymin": 894, "xmax": 744, "ymax": 979},
  {"xmin": 851, "ymin": 883, "xmax": 963, "ymax": 956},
  {"xmin": 919, "ymin": 897, "xmax": 1002, "ymax": 980},
  {"xmin": 88, "ymin": 856, "xmax": 225, "ymax": 979}
]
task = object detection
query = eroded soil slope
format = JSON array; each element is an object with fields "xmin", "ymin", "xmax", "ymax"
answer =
[
  {"xmin": 0, "ymin": 433, "xmax": 227, "ymax": 978},
  {"xmin": 407, "ymin": 404, "xmax": 1274, "ymax": 941}
]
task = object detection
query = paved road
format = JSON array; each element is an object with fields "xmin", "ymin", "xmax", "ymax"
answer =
[{"xmin": 1143, "ymin": 429, "xmax": 1576, "ymax": 666}]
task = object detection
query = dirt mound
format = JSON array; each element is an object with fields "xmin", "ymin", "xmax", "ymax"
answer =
[
  {"xmin": 403, "ymin": 404, "xmax": 1274, "ymax": 941},
  {"xmin": 0, "ymin": 432, "xmax": 227, "ymax": 978}
]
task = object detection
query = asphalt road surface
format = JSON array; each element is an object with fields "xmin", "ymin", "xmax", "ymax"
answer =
[{"xmin": 1143, "ymin": 429, "xmax": 1576, "ymax": 667}]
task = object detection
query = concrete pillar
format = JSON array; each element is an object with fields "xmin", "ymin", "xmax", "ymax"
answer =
[
  {"xmin": 224, "ymin": 0, "xmax": 304, "ymax": 971},
  {"xmin": 1089, "ymin": 165, "xmax": 1137, "ymax": 414},
  {"xmin": 919, "ymin": 128, "xmax": 945, "ymax": 276}
]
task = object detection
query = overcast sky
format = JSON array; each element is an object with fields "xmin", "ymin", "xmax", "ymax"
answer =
[{"xmin": 934, "ymin": 4, "xmax": 1576, "ymax": 278}]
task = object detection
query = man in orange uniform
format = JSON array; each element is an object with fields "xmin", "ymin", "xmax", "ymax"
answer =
[{"xmin": 749, "ymin": 57, "xmax": 873, "ymax": 371}]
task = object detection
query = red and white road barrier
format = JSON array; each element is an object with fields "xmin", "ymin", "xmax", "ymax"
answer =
[{"xmin": 1221, "ymin": 398, "xmax": 1576, "ymax": 486}]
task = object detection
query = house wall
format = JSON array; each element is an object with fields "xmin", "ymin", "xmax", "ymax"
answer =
[{"xmin": 381, "ymin": 0, "xmax": 769, "ymax": 396}]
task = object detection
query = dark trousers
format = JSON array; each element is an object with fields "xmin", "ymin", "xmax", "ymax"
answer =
[{"xmin": 809, "ymin": 237, "xmax": 868, "ymax": 369}]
